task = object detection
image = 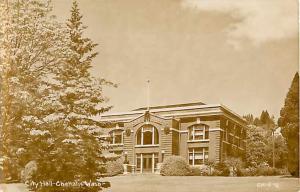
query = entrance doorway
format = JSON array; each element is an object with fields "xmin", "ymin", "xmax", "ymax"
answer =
[
  {"xmin": 136, "ymin": 153, "xmax": 158, "ymax": 173},
  {"xmin": 143, "ymin": 154, "xmax": 153, "ymax": 172}
]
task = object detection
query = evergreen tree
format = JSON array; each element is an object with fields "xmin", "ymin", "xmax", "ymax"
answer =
[
  {"xmin": 253, "ymin": 117, "xmax": 261, "ymax": 126},
  {"xmin": 0, "ymin": 0, "xmax": 66, "ymax": 182},
  {"xmin": 245, "ymin": 125, "xmax": 267, "ymax": 167},
  {"xmin": 278, "ymin": 72, "xmax": 299, "ymax": 176},
  {"xmin": 30, "ymin": 1, "xmax": 115, "ymax": 191},
  {"xmin": 260, "ymin": 110, "xmax": 270, "ymax": 125},
  {"xmin": 243, "ymin": 114, "xmax": 254, "ymax": 125}
]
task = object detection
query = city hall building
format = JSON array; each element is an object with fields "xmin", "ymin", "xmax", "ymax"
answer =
[{"xmin": 100, "ymin": 102, "xmax": 247, "ymax": 173}]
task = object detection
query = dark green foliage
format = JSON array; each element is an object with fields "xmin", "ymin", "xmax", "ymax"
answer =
[
  {"xmin": 253, "ymin": 118, "xmax": 261, "ymax": 126},
  {"xmin": 105, "ymin": 158, "xmax": 124, "ymax": 177},
  {"xmin": 260, "ymin": 110, "xmax": 270, "ymax": 125},
  {"xmin": 243, "ymin": 114, "xmax": 254, "ymax": 125},
  {"xmin": 278, "ymin": 72, "xmax": 299, "ymax": 177},
  {"xmin": 245, "ymin": 125, "xmax": 267, "ymax": 167},
  {"xmin": 160, "ymin": 156, "xmax": 190, "ymax": 176},
  {"xmin": 214, "ymin": 162, "xmax": 230, "ymax": 176},
  {"xmin": 27, "ymin": 1, "xmax": 114, "ymax": 191},
  {"xmin": 0, "ymin": 0, "xmax": 65, "ymax": 182},
  {"xmin": 188, "ymin": 167, "xmax": 202, "ymax": 176},
  {"xmin": 238, "ymin": 166, "xmax": 288, "ymax": 176},
  {"xmin": 245, "ymin": 125, "xmax": 288, "ymax": 168}
]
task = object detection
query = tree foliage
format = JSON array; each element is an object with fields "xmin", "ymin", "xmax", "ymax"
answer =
[
  {"xmin": 28, "ymin": 1, "xmax": 115, "ymax": 191},
  {"xmin": 278, "ymin": 72, "xmax": 299, "ymax": 176},
  {"xmin": 0, "ymin": 0, "xmax": 66, "ymax": 182},
  {"xmin": 245, "ymin": 125, "xmax": 287, "ymax": 168}
]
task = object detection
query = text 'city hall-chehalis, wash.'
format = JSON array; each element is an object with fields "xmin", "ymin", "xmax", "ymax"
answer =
[{"xmin": 100, "ymin": 102, "xmax": 247, "ymax": 173}]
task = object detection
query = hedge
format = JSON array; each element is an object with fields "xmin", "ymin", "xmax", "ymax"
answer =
[{"xmin": 160, "ymin": 156, "xmax": 190, "ymax": 176}]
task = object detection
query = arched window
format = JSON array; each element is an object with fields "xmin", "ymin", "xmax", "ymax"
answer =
[
  {"xmin": 136, "ymin": 125, "xmax": 159, "ymax": 145},
  {"xmin": 109, "ymin": 129, "xmax": 123, "ymax": 144},
  {"xmin": 188, "ymin": 124, "xmax": 209, "ymax": 141}
]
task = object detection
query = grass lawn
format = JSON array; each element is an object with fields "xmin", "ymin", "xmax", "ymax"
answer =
[
  {"xmin": 1, "ymin": 175, "xmax": 299, "ymax": 192},
  {"xmin": 102, "ymin": 174, "xmax": 300, "ymax": 192}
]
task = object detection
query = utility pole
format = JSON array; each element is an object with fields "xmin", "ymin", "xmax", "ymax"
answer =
[{"xmin": 272, "ymin": 127, "xmax": 275, "ymax": 168}]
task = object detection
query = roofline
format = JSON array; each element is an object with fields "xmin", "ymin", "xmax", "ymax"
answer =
[
  {"xmin": 132, "ymin": 102, "xmax": 206, "ymax": 111},
  {"xmin": 100, "ymin": 103, "xmax": 246, "ymax": 124},
  {"xmin": 101, "ymin": 104, "xmax": 221, "ymax": 117}
]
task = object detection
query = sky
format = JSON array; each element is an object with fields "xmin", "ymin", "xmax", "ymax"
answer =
[{"xmin": 52, "ymin": 0, "xmax": 298, "ymax": 119}]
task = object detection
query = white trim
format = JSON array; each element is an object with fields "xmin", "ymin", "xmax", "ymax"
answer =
[
  {"xmin": 100, "ymin": 104, "xmax": 247, "ymax": 126},
  {"xmin": 162, "ymin": 110, "xmax": 222, "ymax": 118},
  {"xmin": 179, "ymin": 130, "xmax": 189, "ymax": 133},
  {"xmin": 162, "ymin": 128, "xmax": 184, "ymax": 133},
  {"xmin": 209, "ymin": 128, "xmax": 222, "ymax": 132},
  {"xmin": 140, "ymin": 154, "xmax": 143, "ymax": 173},
  {"xmin": 141, "ymin": 126, "xmax": 144, "ymax": 144},
  {"xmin": 187, "ymin": 139, "xmax": 210, "ymax": 143},
  {"xmin": 135, "ymin": 144, "xmax": 159, "ymax": 148},
  {"xmin": 101, "ymin": 104, "xmax": 221, "ymax": 117},
  {"xmin": 152, "ymin": 126, "xmax": 155, "ymax": 144},
  {"xmin": 152, "ymin": 153, "xmax": 155, "ymax": 173},
  {"xmin": 108, "ymin": 143, "xmax": 124, "ymax": 147}
]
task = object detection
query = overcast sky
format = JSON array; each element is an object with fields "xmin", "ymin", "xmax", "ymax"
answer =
[{"xmin": 52, "ymin": 0, "xmax": 298, "ymax": 119}]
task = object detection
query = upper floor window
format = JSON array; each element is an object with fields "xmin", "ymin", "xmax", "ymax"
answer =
[
  {"xmin": 136, "ymin": 125, "xmax": 159, "ymax": 145},
  {"xmin": 188, "ymin": 124, "xmax": 209, "ymax": 141},
  {"xmin": 109, "ymin": 129, "xmax": 123, "ymax": 144}
]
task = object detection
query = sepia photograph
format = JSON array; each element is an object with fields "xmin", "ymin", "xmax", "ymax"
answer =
[{"xmin": 0, "ymin": 0, "xmax": 299, "ymax": 191}]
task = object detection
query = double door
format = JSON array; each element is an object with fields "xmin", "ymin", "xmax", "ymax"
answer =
[{"xmin": 136, "ymin": 153, "xmax": 158, "ymax": 173}]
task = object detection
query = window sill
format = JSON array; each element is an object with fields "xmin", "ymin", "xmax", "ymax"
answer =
[
  {"xmin": 135, "ymin": 144, "xmax": 159, "ymax": 148},
  {"xmin": 109, "ymin": 143, "xmax": 124, "ymax": 146},
  {"xmin": 187, "ymin": 139, "xmax": 209, "ymax": 143}
]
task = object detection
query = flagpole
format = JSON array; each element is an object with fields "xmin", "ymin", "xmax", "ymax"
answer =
[{"xmin": 147, "ymin": 80, "xmax": 150, "ymax": 111}]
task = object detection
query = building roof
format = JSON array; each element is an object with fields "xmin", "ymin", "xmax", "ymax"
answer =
[
  {"xmin": 132, "ymin": 102, "xmax": 206, "ymax": 111},
  {"xmin": 100, "ymin": 102, "xmax": 247, "ymax": 126}
]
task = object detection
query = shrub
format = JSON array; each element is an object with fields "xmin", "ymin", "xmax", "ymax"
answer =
[
  {"xmin": 238, "ymin": 166, "xmax": 288, "ymax": 176},
  {"xmin": 256, "ymin": 165, "xmax": 280, "ymax": 176},
  {"xmin": 189, "ymin": 167, "xmax": 202, "ymax": 176},
  {"xmin": 21, "ymin": 161, "xmax": 37, "ymax": 182},
  {"xmin": 105, "ymin": 158, "xmax": 124, "ymax": 176},
  {"xmin": 213, "ymin": 162, "xmax": 230, "ymax": 176},
  {"xmin": 160, "ymin": 156, "xmax": 190, "ymax": 176},
  {"xmin": 224, "ymin": 157, "xmax": 244, "ymax": 176},
  {"xmin": 238, "ymin": 167, "xmax": 257, "ymax": 176}
]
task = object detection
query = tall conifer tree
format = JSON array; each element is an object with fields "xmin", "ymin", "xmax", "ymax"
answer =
[
  {"xmin": 278, "ymin": 72, "xmax": 299, "ymax": 176},
  {"xmin": 0, "ymin": 0, "xmax": 66, "ymax": 182},
  {"xmin": 30, "ymin": 1, "xmax": 114, "ymax": 191}
]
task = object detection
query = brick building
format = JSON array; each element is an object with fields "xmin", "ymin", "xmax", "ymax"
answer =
[{"xmin": 100, "ymin": 102, "xmax": 247, "ymax": 173}]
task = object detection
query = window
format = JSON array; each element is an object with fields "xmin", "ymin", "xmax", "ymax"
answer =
[
  {"xmin": 136, "ymin": 125, "xmax": 159, "ymax": 145},
  {"xmin": 189, "ymin": 147, "xmax": 209, "ymax": 165},
  {"xmin": 109, "ymin": 129, "xmax": 123, "ymax": 144},
  {"xmin": 188, "ymin": 124, "xmax": 209, "ymax": 141}
]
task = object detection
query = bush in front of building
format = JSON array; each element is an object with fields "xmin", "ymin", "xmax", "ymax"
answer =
[
  {"xmin": 213, "ymin": 162, "xmax": 230, "ymax": 176},
  {"xmin": 160, "ymin": 156, "xmax": 190, "ymax": 176},
  {"xmin": 234, "ymin": 164, "xmax": 289, "ymax": 176},
  {"xmin": 105, "ymin": 158, "xmax": 124, "ymax": 176},
  {"xmin": 188, "ymin": 167, "xmax": 202, "ymax": 176}
]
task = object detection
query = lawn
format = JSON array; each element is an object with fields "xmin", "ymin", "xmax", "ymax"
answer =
[
  {"xmin": 1, "ymin": 175, "xmax": 299, "ymax": 192},
  {"xmin": 102, "ymin": 174, "xmax": 300, "ymax": 192}
]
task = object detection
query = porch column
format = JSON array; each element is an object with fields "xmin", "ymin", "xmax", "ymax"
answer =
[
  {"xmin": 192, "ymin": 148, "xmax": 195, "ymax": 166},
  {"xmin": 140, "ymin": 153, "xmax": 143, "ymax": 173},
  {"xmin": 112, "ymin": 131, "xmax": 115, "ymax": 144},
  {"xmin": 203, "ymin": 148, "xmax": 205, "ymax": 164},
  {"xmin": 152, "ymin": 153, "xmax": 155, "ymax": 173}
]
